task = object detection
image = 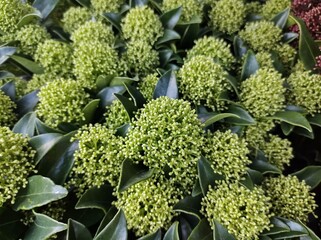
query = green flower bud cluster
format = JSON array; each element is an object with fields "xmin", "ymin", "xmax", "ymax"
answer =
[
  {"xmin": 263, "ymin": 175, "xmax": 317, "ymax": 222},
  {"xmin": 16, "ymin": 24, "xmax": 50, "ymax": 57},
  {"xmin": 186, "ymin": 36, "xmax": 235, "ymax": 70},
  {"xmin": 37, "ymin": 79, "xmax": 90, "ymax": 128},
  {"xmin": 71, "ymin": 21, "xmax": 115, "ymax": 46},
  {"xmin": 91, "ymin": 0, "xmax": 124, "ymax": 14},
  {"xmin": 0, "ymin": 127, "xmax": 36, "ymax": 206},
  {"xmin": 178, "ymin": 55, "xmax": 230, "ymax": 111},
  {"xmin": 0, "ymin": 77, "xmax": 27, "ymax": 99},
  {"xmin": 138, "ymin": 73, "xmax": 159, "ymax": 100},
  {"xmin": 162, "ymin": 0, "xmax": 203, "ymax": 22},
  {"xmin": 0, "ymin": 90, "xmax": 16, "ymax": 126},
  {"xmin": 240, "ymin": 68, "xmax": 285, "ymax": 118},
  {"xmin": 261, "ymin": 0, "xmax": 291, "ymax": 20},
  {"xmin": 0, "ymin": 0, "xmax": 34, "ymax": 34},
  {"xmin": 243, "ymin": 120, "xmax": 275, "ymax": 148},
  {"xmin": 287, "ymin": 71, "xmax": 321, "ymax": 115},
  {"xmin": 62, "ymin": 7, "xmax": 92, "ymax": 33},
  {"xmin": 275, "ymin": 44, "xmax": 297, "ymax": 72},
  {"xmin": 104, "ymin": 100, "xmax": 129, "ymax": 130},
  {"xmin": 71, "ymin": 124, "xmax": 124, "ymax": 191},
  {"xmin": 261, "ymin": 134, "xmax": 293, "ymax": 171},
  {"xmin": 204, "ymin": 130, "xmax": 250, "ymax": 180},
  {"xmin": 25, "ymin": 73, "xmax": 55, "ymax": 95},
  {"xmin": 245, "ymin": 2, "xmax": 262, "ymax": 15},
  {"xmin": 201, "ymin": 182, "xmax": 272, "ymax": 240},
  {"xmin": 37, "ymin": 200, "xmax": 67, "ymax": 222},
  {"xmin": 124, "ymin": 97, "xmax": 204, "ymax": 192},
  {"xmin": 121, "ymin": 6, "xmax": 164, "ymax": 45},
  {"xmin": 255, "ymin": 51, "xmax": 275, "ymax": 69},
  {"xmin": 115, "ymin": 178, "xmax": 182, "ymax": 236},
  {"xmin": 209, "ymin": 0, "xmax": 246, "ymax": 34},
  {"xmin": 239, "ymin": 21, "xmax": 282, "ymax": 52},
  {"xmin": 35, "ymin": 40, "xmax": 73, "ymax": 77}
]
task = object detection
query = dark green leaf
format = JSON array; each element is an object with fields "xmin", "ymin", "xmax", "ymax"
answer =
[
  {"xmin": 173, "ymin": 195, "xmax": 202, "ymax": 219},
  {"xmin": 110, "ymin": 77, "xmax": 137, "ymax": 87},
  {"xmin": 293, "ymin": 126, "xmax": 314, "ymax": 139},
  {"xmin": 282, "ymin": 32, "xmax": 299, "ymax": 43},
  {"xmin": 82, "ymin": 99, "xmax": 100, "ymax": 124},
  {"xmin": 75, "ymin": 0, "xmax": 91, "ymax": 7},
  {"xmin": 0, "ymin": 80, "xmax": 15, "ymax": 100},
  {"xmin": 179, "ymin": 216, "xmax": 193, "ymax": 240},
  {"xmin": 68, "ymin": 209, "xmax": 104, "ymax": 228},
  {"xmin": 272, "ymin": 8, "xmax": 290, "ymax": 29},
  {"xmin": 17, "ymin": 10, "xmax": 42, "ymax": 28},
  {"xmin": 213, "ymin": 220, "xmax": 236, "ymax": 240},
  {"xmin": 32, "ymin": 0, "xmax": 60, "ymax": 19},
  {"xmin": 24, "ymin": 212, "xmax": 67, "ymax": 240},
  {"xmin": 124, "ymin": 83, "xmax": 146, "ymax": 109},
  {"xmin": 262, "ymin": 217, "xmax": 289, "ymax": 236},
  {"xmin": 93, "ymin": 209, "xmax": 127, "ymax": 240},
  {"xmin": 280, "ymin": 122, "xmax": 294, "ymax": 136},
  {"xmin": 130, "ymin": 0, "xmax": 148, "ymax": 7},
  {"xmin": 233, "ymin": 36, "xmax": 247, "ymax": 59},
  {"xmin": 76, "ymin": 185, "xmax": 114, "ymax": 214},
  {"xmin": 192, "ymin": 179, "xmax": 202, "ymax": 197},
  {"xmin": 250, "ymin": 160, "xmax": 281, "ymax": 174},
  {"xmin": 291, "ymin": 166, "xmax": 321, "ymax": 190},
  {"xmin": 0, "ymin": 207, "xmax": 26, "ymax": 240},
  {"xmin": 198, "ymin": 112, "xmax": 240, "ymax": 127},
  {"xmin": 57, "ymin": 122, "xmax": 78, "ymax": 133},
  {"xmin": 298, "ymin": 220, "xmax": 321, "ymax": 240},
  {"xmin": 103, "ymin": 13, "xmax": 122, "ymax": 32},
  {"xmin": 270, "ymin": 51, "xmax": 286, "ymax": 74},
  {"xmin": 308, "ymin": 114, "xmax": 321, "ymax": 127},
  {"xmin": 35, "ymin": 118, "xmax": 65, "ymax": 134},
  {"xmin": 155, "ymin": 29, "xmax": 181, "ymax": 47},
  {"xmin": 241, "ymin": 50, "xmax": 259, "ymax": 81},
  {"xmin": 114, "ymin": 93, "xmax": 137, "ymax": 120},
  {"xmin": 118, "ymin": 159, "xmax": 154, "ymax": 192},
  {"xmin": 226, "ymin": 75, "xmax": 239, "ymax": 97},
  {"xmin": 67, "ymin": 219, "xmax": 93, "ymax": 240},
  {"xmin": 138, "ymin": 229, "xmax": 162, "ymax": 240},
  {"xmin": 160, "ymin": 7, "xmax": 182, "ymax": 29},
  {"xmin": 247, "ymin": 169, "xmax": 264, "ymax": 185},
  {"xmin": 96, "ymin": 75, "xmax": 114, "ymax": 90},
  {"xmin": 0, "ymin": 46, "xmax": 16, "ymax": 65},
  {"xmin": 159, "ymin": 49, "xmax": 173, "ymax": 67},
  {"xmin": 0, "ymin": 70, "xmax": 14, "ymax": 79},
  {"xmin": 95, "ymin": 207, "xmax": 118, "ymax": 237},
  {"xmin": 12, "ymin": 112, "xmax": 36, "ymax": 137},
  {"xmin": 188, "ymin": 218, "xmax": 212, "ymax": 240},
  {"xmin": 10, "ymin": 55, "xmax": 44, "ymax": 74},
  {"xmin": 16, "ymin": 90, "xmax": 39, "ymax": 117},
  {"xmin": 225, "ymin": 105, "xmax": 256, "ymax": 125},
  {"xmin": 176, "ymin": 17, "xmax": 201, "ymax": 48},
  {"xmin": 268, "ymin": 111, "xmax": 312, "ymax": 132},
  {"xmin": 153, "ymin": 70, "xmax": 178, "ymax": 99},
  {"xmin": 98, "ymin": 86, "xmax": 126, "ymax": 108},
  {"xmin": 240, "ymin": 172, "xmax": 254, "ymax": 190},
  {"xmin": 164, "ymin": 221, "xmax": 179, "ymax": 240},
  {"xmin": 116, "ymin": 123, "xmax": 131, "ymax": 137}
]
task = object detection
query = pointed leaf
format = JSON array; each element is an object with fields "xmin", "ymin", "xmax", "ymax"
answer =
[
  {"xmin": 12, "ymin": 112, "xmax": 37, "ymax": 137},
  {"xmin": 82, "ymin": 99, "xmax": 100, "ymax": 124},
  {"xmin": 96, "ymin": 75, "xmax": 114, "ymax": 90},
  {"xmin": 103, "ymin": 13, "xmax": 122, "ymax": 32},
  {"xmin": 280, "ymin": 122, "xmax": 294, "ymax": 136},
  {"xmin": 282, "ymin": 32, "xmax": 299, "ymax": 43},
  {"xmin": 110, "ymin": 77, "xmax": 137, "ymax": 87},
  {"xmin": 153, "ymin": 70, "xmax": 178, "ymax": 99},
  {"xmin": 118, "ymin": 159, "xmax": 154, "ymax": 192},
  {"xmin": 293, "ymin": 126, "xmax": 314, "ymax": 139},
  {"xmin": 159, "ymin": 49, "xmax": 173, "ymax": 67},
  {"xmin": 225, "ymin": 105, "xmax": 256, "ymax": 125},
  {"xmin": 0, "ymin": 80, "xmax": 15, "ymax": 100},
  {"xmin": 10, "ymin": 55, "xmax": 44, "ymax": 74},
  {"xmin": 138, "ymin": 229, "xmax": 162, "ymax": 240},
  {"xmin": 272, "ymin": 8, "xmax": 290, "ymax": 29},
  {"xmin": 17, "ymin": 10, "xmax": 42, "ymax": 28},
  {"xmin": 0, "ymin": 46, "xmax": 16, "ymax": 65},
  {"xmin": 32, "ymin": 0, "xmax": 60, "ymax": 19},
  {"xmin": 291, "ymin": 166, "xmax": 321, "ymax": 190},
  {"xmin": 95, "ymin": 207, "xmax": 118, "ymax": 237},
  {"xmin": 0, "ymin": 70, "xmax": 15, "ymax": 79},
  {"xmin": 308, "ymin": 114, "xmax": 321, "ymax": 127},
  {"xmin": 213, "ymin": 220, "xmax": 236, "ymax": 240},
  {"xmin": 67, "ymin": 219, "xmax": 93, "ymax": 240},
  {"xmin": 130, "ymin": 0, "xmax": 148, "ymax": 7},
  {"xmin": 298, "ymin": 220, "xmax": 321, "ymax": 240},
  {"xmin": 250, "ymin": 160, "xmax": 281, "ymax": 174},
  {"xmin": 268, "ymin": 111, "xmax": 312, "ymax": 132},
  {"xmin": 0, "ymin": 207, "xmax": 26, "ymax": 240},
  {"xmin": 164, "ymin": 221, "xmax": 179, "ymax": 240},
  {"xmin": 262, "ymin": 217, "xmax": 290, "ymax": 236},
  {"xmin": 198, "ymin": 112, "xmax": 240, "ymax": 127},
  {"xmin": 13, "ymin": 175, "xmax": 68, "ymax": 211},
  {"xmin": 177, "ymin": 22, "xmax": 200, "ymax": 48},
  {"xmin": 98, "ymin": 86, "xmax": 126, "ymax": 108},
  {"xmin": 116, "ymin": 123, "xmax": 131, "ymax": 137},
  {"xmin": 75, "ymin": 0, "xmax": 91, "ymax": 7},
  {"xmin": 93, "ymin": 209, "xmax": 127, "ymax": 240},
  {"xmin": 16, "ymin": 90, "xmax": 39, "ymax": 117},
  {"xmin": 68, "ymin": 208, "xmax": 104, "ymax": 228},
  {"xmin": 114, "ymin": 93, "xmax": 137, "ymax": 120},
  {"xmin": 233, "ymin": 36, "xmax": 247, "ymax": 59},
  {"xmin": 160, "ymin": 7, "xmax": 182, "ymax": 29},
  {"xmin": 241, "ymin": 50, "xmax": 259, "ymax": 81},
  {"xmin": 35, "ymin": 118, "xmax": 65, "ymax": 134},
  {"xmin": 188, "ymin": 218, "xmax": 212, "ymax": 240},
  {"xmin": 24, "ymin": 212, "xmax": 67, "ymax": 240},
  {"xmin": 155, "ymin": 29, "xmax": 181, "ymax": 46},
  {"xmin": 247, "ymin": 169, "xmax": 264, "ymax": 185},
  {"xmin": 173, "ymin": 195, "xmax": 202, "ymax": 219},
  {"xmin": 124, "ymin": 83, "xmax": 146, "ymax": 109}
]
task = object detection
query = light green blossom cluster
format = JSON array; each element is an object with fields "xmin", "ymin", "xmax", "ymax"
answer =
[
  {"xmin": 71, "ymin": 21, "xmax": 115, "ymax": 46},
  {"xmin": 0, "ymin": 0, "xmax": 34, "ymax": 34},
  {"xmin": 245, "ymin": 2, "xmax": 261, "ymax": 15},
  {"xmin": 162, "ymin": 0, "xmax": 203, "ymax": 22},
  {"xmin": 121, "ymin": 6, "xmax": 163, "ymax": 45},
  {"xmin": 255, "ymin": 51, "xmax": 275, "ymax": 69},
  {"xmin": 240, "ymin": 68, "xmax": 285, "ymax": 118},
  {"xmin": 0, "ymin": 90, "xmax": 16, "ymax": 126},
  {"xmin": 138, "ymin": 73, "xmax": 159, "ymax": 100},
  {"xmin": 243, "ymin": 120, "xmax": 275, "ymax": 148},
  {"xmin": 35, "ymin": 40, "xmax": 73, "ymax": 77},
  {"xmin": 104, "ymin": 100, "xmax": 129, "ymax": 130},
  {"xmin": 209, "ymin": 0, "xmax": 246, "ymax": 34},
  {"xmin": 275, "ymin": 44, "xmax": 297, "ymax": 72},
  {"xmin": 62, "ymin": 7, "xmax": 92, "ymax": 33},
  {"xmin": 16, "ymin": 24, "xmax": 50, "ymax": 57},
  {"xmin": 0, "ymin": 77, "xmax": 27, "ymax": 99},
  {"xmin": 261, "ymin": 134, "xmax": 293, "ymax": 171},
  {"xmin": 71, "ymin": 124, "xmax": 124, "ymax": 190},
  {"xmin": 204, "ymin": 130, "xmax": 250, "ymax": 180},
  {"xmin": 202, "ymin": 182, "xmax": 272, "ymax": 240},
  {"xmin": 261, "ymin": 0, "xmax": 291, "ymax": 20},
  {"xmin": 91, "ymin": 0, "xmax": 124, "ymax": 14},
  {"xmin": 287, "ymin": 71, "xmax": 321, "ymax": 115},
  {"xmin": 186, "ymin": 36, "xmax": 235, "ymax": 70},
  {"xmin": 25, "ymin": 73, "xmax": 55, "ymax": 94},
  {"xmin": 115, "ymin": 179, "xmax": 182, "ymax": 236},
  {"xmin": 263, "ymin": 175, "xmax": 317, "ymax": 222},
  {"xmin": 179, "ymin": 55, "xmax": 230, "ymax": 111},
  {"xmin": 37, "ymin": 79, "xmax": 90, "ymax": 128},
  {"xmin": 0, "ymin": 127, "xmax": 36, "ymax": 206},
  {"xmin": 239, "ymin": 21, "xmax": 283, "ymax": 52},
  {"xmin": 124, "ymin": 97, "xmax": 204, "ymax": 191}
]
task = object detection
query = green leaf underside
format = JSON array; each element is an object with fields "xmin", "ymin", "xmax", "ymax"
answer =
[
  {"xmin": 268, "ymin": 111, "xmax": 312, "ymax": 132},
  {"xmin": 12, "ymin": 112, "xmax": 37, "ymax": 137}
]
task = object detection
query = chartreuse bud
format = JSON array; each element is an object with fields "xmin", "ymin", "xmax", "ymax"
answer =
[
  {"xmin": 62, "ymin": 7, "xmax": 92, "ymax": 33},
  {"xmin": 202, "ymin": 182, "xmax": 272, "ymax": 240},
  {"xmin": 178, "ymin": 55, "xmax": 230, "ymax": 111},
  {"xmin": 0, "ymin": 77, "xmax": 27, "ymax": 99},
  {"xmin": 104, "ymin": 100, "xmax": 130, "ymax": 130},
  {"xmin": 243, "ymin": 120, "xmax": 275, "ymax": 148},
  {"xmin": 25, "ymin": 73, "xmax": 55, "ymax": 94},
  {"xmin": 37, "ymin": 79, "xmax": 90, "ymax": 128},
  {"xmin": 261, "ymin": 0, "xmax": 291, "ymax": 20},
  {"xmin": 0, "ymin": 127, "xmax": 36, "ymax": 206},
  {"xmin": 0, "ymin": 90, "xmax": 16, "ymax": 126},
  {"xmin": 91, "ymin": 0, "xmax": 124, "ymax": 14},
  {"xmin": 138, "ymin": 73, "xmax": 159, "ymax": 100},
  {"xmin": 162, "ymin": 0, "xmax": 204, "ymax": 22},
  {"xmin": 263, "ymin": 175, "xmax": 317, "ymax": 222}
]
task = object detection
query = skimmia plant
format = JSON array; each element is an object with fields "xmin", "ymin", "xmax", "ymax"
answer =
[{"xmin": 1, "ymin": 0, "xmax": 321, "ymax": 239}]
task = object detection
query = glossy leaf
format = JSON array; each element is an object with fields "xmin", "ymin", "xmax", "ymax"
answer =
[
  {"xmin": 268, "ymin": 111, "xmax": 312, "ymax": 132},
  {"xmin": 160, "ymin": 7, "xmax": 182, "ymax": 29},
  {"xmin": 67, "ymin": 219, "xmax": 92, "ymax": 240},
  {"xmin": 82, "ymin": 99, "xmax": 100, "ymax": 124},
  {"xmin": 293, "ymin": 126, "xmax": 314, "ymax": 139},
  {"xmin": 198, "ymin": 112, "xmax": 240, "ymax": 127},
  {"xmin": 155, "ymin": 29, "xmax": 181, "ymax": 46},
  {"xmin": 213, "ymin": 220, "xmax": 236, "ymax": 240},
  {"xmin": 93, "ymin": 209, "xmax": 127, "ymax": 240},
  {"xmin": 188, "ymin": 218, "xmax": 212, "ymax": 240},
  {"xmin": 10, "ymin": 55, "xmax": 44, "ymax": 74},
  {"xmin": 153, "ymin": 70, "xmax": 178, "ymax": 99},
  {"xmin": 76, "ymin": 185, "xmax": 114, "ymax": 214},
  {"xmin": 173, "ymin": 195, "xmax": 202, "ymax": 219},
  {"xmin": 159, "ymin": 49, "xmax": 173, "ymax": 67},
  {"xmin": 68, "ymin": 208, "xmax": 105, "ymax": 228},
  {"xmin": 280, "ymin": 122, "xmax": 294, "ymax": 136},
  {"xmin": 130, "ymin": 0, "xmax": 148, "ymax": 7},
  {"xmin": 240, "ymin": 50, "xmax": 259, "ymax": 81},
  {"xmin": 0, "ymin": 80, "xmax": 15, "ymax": 100},
  {"xmin": 138, "ymin": 229, "xmax": 162, "ymax": 240},
  {"xmin": 13, "ymin": 175, "xmax": 68, "ymax": 211},
  {"xmin": 272, "ymin": 8, "xmax": 290, "ymax": 29},
  {"xmin": 124, "ymin": 83, "xmax": 146, "ymax": 109},
  {"xmin": 16, "ymin": 90, "xmax": 39, "ymax": 117},
  {"xmin": 250, "ymin": 159, "xmax": 281, "ymax": 175},
  {"xmin": 282, "ymin": 32, "xmax": 299, "ymax": 43},
  {"xmin": 103, "ymin": 13, "xmax": 122, "ymax": 32},
  {"xmin": 240, "ymin": 172, "xmax": 254, "ymax": 190},
  {"xmin": 95, "ymin": 207, "xmax": 118, "ymax": 237},
  {"xmin": 0, "ymin": 70, "xmax": 14, "ymax": 79},
  {"xmin": 116, "ymin": 123, "xmax": 131, "ymax": 137},
  {"xmin": 32, "ymin": 0, "xmax": 60, "ymax": 19},
  {"xmin": 262, "ymin": 217, "xmax": 290, "ymax": 236},
  {"xmin": 0, "ymin": 46, "xmax": 16, "ymax": 65},
  {"xmin": 233, "ymin": 36, "xmax": 247, "ymax": 59},
  {"xmin": 98, "ymin": 86, "xmax": 126, "ymax": 108},
  {"xmin": 298, "ymin": 220, "xmax": 321, "ymax": 240},
  {"xmin": 115, "ymin": 93, "xmax": 138, "ymax": 120},
  {"xmin": 247, "ymin": 169, "xmax": 264, "ymax": 185},
  {"xmin": 163, "ymin": 221, "xmax": 179, "ymax": 240},
  {"xmin": 291, "ymin": 166, "xmax": 321, "ymax": 190},
  {"xmin": 308, "ymin": 114, "xmax": 321, "ymax": 127},
  {"xmin": 96, "ymin": 75, "xmax": 114, "ymax": 90},
  {"xmin": 17, "ymin": 10, "xmax": 42, "ymax": 28},
  {"xmin": 12, "ymin": 112, "xmax": 36, "ymax": 137},
  {"xmin": 118, "ymin": 159, "xmax": 154, "ymax": 192},
  {"xmin": 0, "ymin": 207, "xmax": 26, "ymax": 240},
  {"xmin": 24, "ymin": 212, "xmax": 67, "ymax": 240},
  {"xmin": 75, "ymin": 0, "xmax": 91, "ymax": 7},
  {"xmin": 35, "ymin": 118, "xmax": 65, "ymax": 134},
  {"xmin": 225, "ymin": 105, "xmax": 256, "ymax": 125},
  {"xmin": 110, "ymin": 76, "xmax": 137, "ymax": 87}
]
